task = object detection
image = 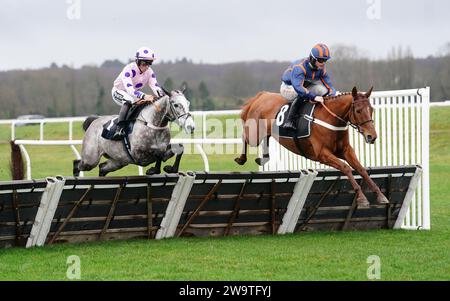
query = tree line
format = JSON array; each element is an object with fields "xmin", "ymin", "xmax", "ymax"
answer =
[{"xmin": 0, "ymin": 45, "xmax": 449, "ymax": 118}]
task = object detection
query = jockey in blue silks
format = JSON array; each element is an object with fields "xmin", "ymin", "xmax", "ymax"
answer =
[{"xmin": 280, "ymin": 43, "xmax": 336, "ymax": 130}]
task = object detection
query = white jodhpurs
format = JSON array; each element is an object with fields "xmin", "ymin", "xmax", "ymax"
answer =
[
  {"xmin": 280, "ymin": 82, "xmax": 298, "ymax": 101},
  {"xmin": 111, "ymin": 87, "xmax": 135, "ymax": 106},
  {"xmin": 280, "ymin": 80, "xmax": 329, "ymax": 101}
]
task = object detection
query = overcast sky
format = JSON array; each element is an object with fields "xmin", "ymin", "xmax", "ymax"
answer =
[{"xmin": 1, "ymin": 0, "xmax": 449, "ymax": 71}]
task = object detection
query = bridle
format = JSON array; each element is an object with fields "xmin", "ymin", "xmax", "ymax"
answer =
[
  {"xmin": 136, "ymin": 94, "xmax": 191, "ymax": 129},
  {"xmin": 165, "ymin": 96, "xmax": 192, "ymax": 122},
  {"xmin": 320, "ymin": 96, "xmax": 374, "ymax": 133},
  {"xmin": 347, "ymin": 98, "xmax": 374, "ymax": 133},
  {"xmin": 159, "ymin": 86, "xmax": 192, "ymax": 124}
]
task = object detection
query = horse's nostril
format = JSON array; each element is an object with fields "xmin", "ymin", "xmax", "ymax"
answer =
[{"xmin": 367, "ymin": 135, "xmax": 372, "ymax": 141}]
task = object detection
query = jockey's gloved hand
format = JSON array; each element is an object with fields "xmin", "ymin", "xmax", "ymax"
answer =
[
  {"xmin": 144, "ymin": 94, "xmax": 155, "ymax": 102},
  {"xmin": 313, "ymin": 96, "xmax": 324, "ymax": 103},
  {"xmin": 156, "ymin": 90, "xmax": 165, "ymax": 98}
]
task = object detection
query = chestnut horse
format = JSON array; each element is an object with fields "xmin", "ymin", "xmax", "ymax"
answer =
[{"xmin": 234, "ymin": 87, "xmax": 389, "ymax": 208}]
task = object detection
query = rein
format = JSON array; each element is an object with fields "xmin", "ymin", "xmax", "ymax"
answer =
[
  {"xmin": 319, "ymin": 97, "xmax": 373, "ymax": 132},
  {"xmin": 136, "ymin": 95, "xmax": 191, "ymax": 130}
]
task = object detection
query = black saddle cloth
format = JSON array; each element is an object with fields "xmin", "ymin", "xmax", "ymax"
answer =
[
  {"xmin": 101, "ymin": 118, "xmax": 135, "ymax": 141},
  {"xmin": 100, "ymin": 103, "xmax": 148, "ymax": 141},
  {"xmin": 274, "ymin": 101, "xmax": 316, "ymax": 139}
]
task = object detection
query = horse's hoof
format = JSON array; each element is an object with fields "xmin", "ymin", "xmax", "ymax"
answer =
[
  {"xmin": 356, "ymin": 195, "xmax": 370, "ymax": 208},
  {"xmin": 357, "ymin": 201, "xmax": 370, "ymax": 209},
  {"xmin": 376, "ymin": 194, "xmax": 390, "ymax": 204},
  {"xmin": 163, "ymin": 165, "xmax": 177, "ymax": 174},
  {"xmin": 234, "ymin": 157, "xmax": 246, "ymax": 165},
  {"xmin": 146, "ymin": 167, "xmax": 160, "ymax": 176},
  {"xmin": 98, "ymin": 162, "xmax": 108, "ymax": 177},
  {"xmin": 255, "ymin": 157, "xmax": 269, "ymax": 166}
]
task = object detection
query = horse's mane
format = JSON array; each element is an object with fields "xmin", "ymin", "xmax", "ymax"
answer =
[
  {"xmin": 323, "ymin": 92, "xmax": 352, "ymax": 101},
  {"xmin": 140, "ymin": 95, "xmax": 168, "ymax": 108}
]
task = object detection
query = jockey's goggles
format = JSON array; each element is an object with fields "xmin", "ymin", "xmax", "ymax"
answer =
[
  {"xmin": 316, "ymin": 58, "xmax": 328, "ymax": 63},
  {"xmin": 139, "ymin": 60, "xmax": 153, "ymax": 66}
]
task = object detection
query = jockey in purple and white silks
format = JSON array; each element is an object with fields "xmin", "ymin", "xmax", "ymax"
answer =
[{"xmin": 111, "ymin": 46, "xmax": 164, "ymax": 138}]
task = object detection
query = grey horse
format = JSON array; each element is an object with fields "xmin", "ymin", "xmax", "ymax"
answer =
[{"xmin": 73, "ymin": 89, "xmax": 195, "ymax": 177}]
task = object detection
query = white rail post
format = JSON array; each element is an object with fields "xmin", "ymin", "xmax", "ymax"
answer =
[
  {"xmin": 195, "ymin": 144, "xmax": 210, "ymax": 172},
  {"xmin": 420, "ymin": 87, "xmax": 431, "ymax": 230},
  {"xmin": 69, "ymin": 120, "xmax": 73, "ymax": 140},
  {"xmin": 40, "ymin": 121, "xmax": 44, "ymax": 140},
  {"xmin": 11, "ymin": 122, "xmax": 15, "ymax": 140},
  {"xmin": 202, "ymin": 111, "xmax": 207, "ymax": 140},
  {"xmin": 18, "ymin": 144, "xmax": 32, "ymax": 180}
]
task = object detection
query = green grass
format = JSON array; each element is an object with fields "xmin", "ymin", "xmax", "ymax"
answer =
[
  {"xmin": 0, "ymin": 108, "xmax": 449, "ymax": 280},
  {"xmin": 0, "ymin": 230, "xmax": 448, "ymax": 280}
]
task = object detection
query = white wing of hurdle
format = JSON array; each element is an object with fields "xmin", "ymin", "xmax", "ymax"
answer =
[
  {"xmin": 26, "ymin": 176, "xmax": 66, "ymax": 247},
  {"xmin": 260, "ymin": 87, "xmax": 431, "ymax": 230},
  {"xmin": 156, "ymin": 172, "xmax": 196, "ymax": 239},
  {"xmin": 277, "ymin": 169, "xmax": 318, "ymax": 234}
]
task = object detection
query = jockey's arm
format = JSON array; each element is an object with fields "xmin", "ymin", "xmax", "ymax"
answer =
[
  {"xmin": 320, "ymin": 70, "xmax": 337, "ymax": 96},
  {"xmin": 148, "ymin": 69, "xmax": 164, "ymax": 97},
  {"xmin": 291, "ymin": 67, "xmax": 315, "ymax": 101}
]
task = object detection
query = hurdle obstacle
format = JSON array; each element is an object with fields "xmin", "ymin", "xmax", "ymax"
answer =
[{"xmin": 0, "ymin": 165, "xmax": 422, "ymax": 249}]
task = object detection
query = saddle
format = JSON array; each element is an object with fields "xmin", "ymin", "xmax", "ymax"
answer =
[
  {"xmin": 101, "ymin": 104, "xmax": 147, "ymax": 141},
  {"xmin": 274, "ymin": 101, "xmax": 316, "ymax": 139}
]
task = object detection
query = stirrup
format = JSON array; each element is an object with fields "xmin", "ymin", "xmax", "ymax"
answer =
[{"xmin": 113, "ymin": 128, "xmax": 125, "ymax": 138}]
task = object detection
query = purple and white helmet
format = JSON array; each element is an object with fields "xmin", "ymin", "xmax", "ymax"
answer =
[{"xmin": 135, "ymin": 47, "xmax": 156, "ymax": 61}]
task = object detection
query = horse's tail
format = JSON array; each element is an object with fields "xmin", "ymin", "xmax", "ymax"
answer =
[
  {"xmin": 10, "ymin": 141, "xmax": 24, "ymax": 180},
  {"xmin": 239, "ymin": 91, "xmax": 265, "ymax": 121},
  {"xmin": 83, "ymin": 115, "xmax": 99, "ymax": 131}
]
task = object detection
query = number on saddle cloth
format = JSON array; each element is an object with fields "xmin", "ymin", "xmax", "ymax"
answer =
[{"xmin": 274, "ymin": 101, "xmax": 316, "ymax": 139}]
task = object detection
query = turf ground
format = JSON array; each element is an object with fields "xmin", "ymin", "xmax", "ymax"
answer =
[{"xmin": 0, "ymin": 108, "xmax": 449, "ymax": 280}]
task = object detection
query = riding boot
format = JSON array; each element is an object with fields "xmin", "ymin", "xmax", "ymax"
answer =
[
  {"xmin": 284, "ymin": 97, "xmax": 303, "ymax": 130},
  {"xmin": 113, "ymin": 102, "xmax": 132, "ymax": 138}
]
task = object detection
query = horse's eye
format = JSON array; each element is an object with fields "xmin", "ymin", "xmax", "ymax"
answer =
[
  {"xmin": 174, "ymin": 104, "xmax": 179, "ymax": 108},
  {"xmin": 356, "ymin": 110, "xmax": 362, "ymax": 114}
]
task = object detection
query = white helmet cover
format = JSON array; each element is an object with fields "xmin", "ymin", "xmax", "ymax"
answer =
[{"xmin": 135, "ymin": 47, "xmax": 155, "ymax": 61}]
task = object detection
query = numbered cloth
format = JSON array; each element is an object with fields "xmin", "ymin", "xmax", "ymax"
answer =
[{"xmin": 273, "ymin": 101, "xmax": 316, "ymax": 138}]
